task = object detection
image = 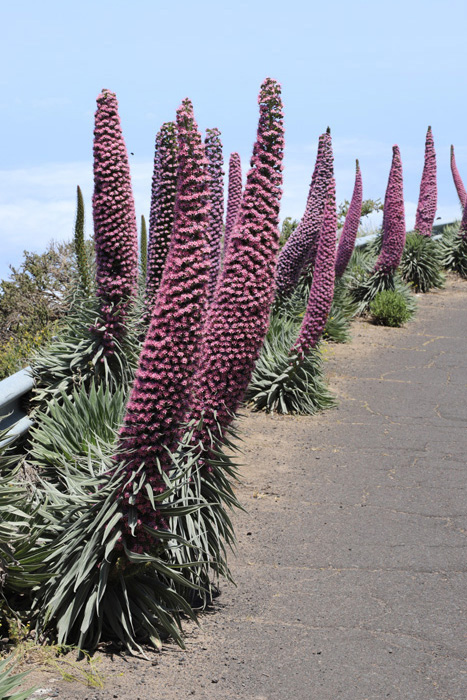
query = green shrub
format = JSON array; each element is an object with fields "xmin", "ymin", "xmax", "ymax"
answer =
[
  {"xmin": 0, "ymin": 324, "xmax": 58, "ymax": 380},
  {"xmin": 369, "ymin": 289, "xmax": 412, "ymax": 327}
]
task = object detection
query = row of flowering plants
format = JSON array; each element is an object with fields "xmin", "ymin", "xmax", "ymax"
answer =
[
  {"xmin": 0, "ymin": 78, "xmax": 285, "ymax": 655},
  {"xmin": 1, "ymin": 79, "xmax": 466, "ymax": 662}
]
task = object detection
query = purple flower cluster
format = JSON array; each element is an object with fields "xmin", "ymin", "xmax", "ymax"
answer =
[
  {"xmin": 115, "ymin": 98, "xmax": 211, "ymax": 551},
  {"xmin": 275, "ymin": 130, "xmax": 332, "ymax": 297},
  {"xmin": 374, "ymin": 145, "xmax": 406, "ymax": 275},
  {"xmin": 92, "ymin": 89, "xmax": 138, "ymax": 352},
  {"xmin": 293, "ymin": 174, "xmax": 337, "ymax": 360},
  {"xmin": 186, "ymin": 78, "xmax": 284, "ymax": 439},
  {"xmin": 414, "ymin": 127, "xmax": 437, "ymax": 236},
  {"xmin": 335, "ymin": 160, "xmax": 362, "ymax": 277},
  {"xmin": 450, "ymin": 144, "xmax": 467, "ymax": 209},
  {"xmin": 204, "ymin": 128, "xmax": 225, "ymax": 297},
  {"xmin": 146, "ymin": 122, "xmax": 178, "ymax": 309},
  {"xmin": 460, "ymin": 196, "xmax": 467, "ymax": 241},
  {"xmin": 223, "ymin": 152, "xmax": 243, "ymax": 259}
]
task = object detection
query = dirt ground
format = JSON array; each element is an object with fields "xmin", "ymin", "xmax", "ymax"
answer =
[{"xmin": 13, "ymin": 274, "xmax": 467, "ymax": 700}]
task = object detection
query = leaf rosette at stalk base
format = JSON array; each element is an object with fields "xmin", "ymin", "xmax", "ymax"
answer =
[
  {"xmin": 414, "ymin": 126, "xmax": 437, "ymax": 237},
  {"xmin": 92, "ymin": 89, "xmax": 138, "ymax": 355}
]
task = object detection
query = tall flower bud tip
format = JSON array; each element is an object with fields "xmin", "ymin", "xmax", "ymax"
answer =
[
  {"xmin": 276, "ymin": 130, "xmax": 333, "ymax": 296},
  {"xmin": 450, "ymin": 144, "xmax": 467, "ymax": 209},
  {"xmin": 414, "ymin": 126, "xmax": 437, "ymax": 237},
  {"xmin": 374, "ymin": 144, "xmax": 406, "ymax": 275},
  {"xmin": 335, "ymin": 158, "xmax": 363, "ymax": 277}
]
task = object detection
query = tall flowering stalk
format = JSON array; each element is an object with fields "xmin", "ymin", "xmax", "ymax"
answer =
[
  {"xmin": 374, "ymin": 145, "xmax": 406, "ymax": 275},
  {"xmin": 115, "ymin": 99, "xmax": 211, "ymax": 551},
  {"xmin": 140, "ymin": 215, "xmax": 147, "ymax": 280},
  {"xmin": 223, "ymin": 152, "xmax": 242, "ymax": 258},
  {"xmin": 335, "ymin": 160, "xmax": 362, "ymax": 277},
  {"xmin": 275, "ymin": 130, "xmax": 332, "ymax": 298},
  {"xmin": 146, "ymin": 122, "xmax": 178, "ymax": 309},
  {"xmin": 204, "ymin": 128, "xmax": 225, "ymax": 297},
  {"xmin": 186, "ymin": 77, "xmax": 284, "ymax": 438},
  {"xmin": 414, "ymin": 126, "xmax": 437, "ymax": 236},
  {"xmin": 92, "ymin": 89, "xmax": 138, "ymax": 353},
  {"xmin": 74, "ymin": 185, "xmax": 90, "ymax": 295},
  {"xmin": 450, "ymin": 145, "xmax": 467, "ymax": 209},
  {"xmin": 293, "ymin": 175, "xmax": 337, "ymax": 359}
]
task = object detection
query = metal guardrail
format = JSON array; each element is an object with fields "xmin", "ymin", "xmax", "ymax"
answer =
[{"xmin": 0, "ymin": 367, "xmax": 34, "ymax": 446}]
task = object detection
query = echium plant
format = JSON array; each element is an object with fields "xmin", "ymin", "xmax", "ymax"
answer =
[
  {"xmin": 414, "ymin": 126, "xmax": 437, "ymax": 236},
  {"xmin": 293, "ymin": 176, "xmax": 338, "ymax": 359},
  {"xmin": 92, "ymin": 89, "xmax": 138, "ymax": 354},
  {"xmin": 335, "ymin": 160, "xmax": 363, "ymax": 277},
  {"xmin": 275, "ymin": 130, "xmax": 332, "ymax": 300},
  {"xmin": 374, "ymin": 145, "xmax": 406, "ymax": 275},
  {"xmin": 146, "ymin": 122, "xmax": 179, "ymax": 309},
  {"xmin": 350, "ymin": 145, "xmax": 415, "ymax": 316},
  {"xmin": 186, "ymin": 77, "xmax": 284, "ymax": 439},
  {"xmin": 450, "ymin": 144, "xmax": 467, "ymax": 209},
  {"xmin": 115, "ymin": 98, "xmax": 211, "ymax": 552},
  {"xmin": 223, "ymin": 152, "xmax": 242, "ymax": 258},
  {"xmin": 204, "ymin": 128, "xmax": 225, "ymax": 297},
  {"xmin": 247, "ymin": 158, "xmax": 338, "ymax": 415}
]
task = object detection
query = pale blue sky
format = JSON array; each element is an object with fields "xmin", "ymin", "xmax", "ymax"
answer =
[{"xmin": 1, "ymin": 0, "xmax": 466, "ymax": 278}]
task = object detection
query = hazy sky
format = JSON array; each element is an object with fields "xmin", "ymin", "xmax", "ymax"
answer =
[{"xmin": 1, "ymin": 0, "xmax": 466, "ymax": 279}]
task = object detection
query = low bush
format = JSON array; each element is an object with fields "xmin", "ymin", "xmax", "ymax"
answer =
[{"xmin": 369, "ymin": 289, "xmax": 412, "ymax": 327}]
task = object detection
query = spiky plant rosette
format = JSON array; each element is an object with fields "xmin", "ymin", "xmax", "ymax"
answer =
[
  {"xmin": 400, "ymin": 232, "xmax": 445, "ymax": 292},
  {"xmin": 246, "ymin": 315, "xmax": 335, "ymax": 414},
  {"xmin": 349, "ymin": 267, "xmax": 416, "ymax": 316},
  {"xmin": 0, "ymin": 656, "xmax": 37, "ymax": 700},
  {"xmin": 30, "ymin": 292, "xmax": 141, "ymax": 411},
  {"xmin": 28, "ymin": 386, "xmax": 239, "ymax": 653},
  {"xmin": 323, "ymin": 277, "xmax": 357, "ymax": 343},
  {"xmin": 440, "ymin": 219, "xmax": 467, "ymax": 277},
  {"xmin": 0, "ymin": 428, "xmax": 51, "ymax": 615}
]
